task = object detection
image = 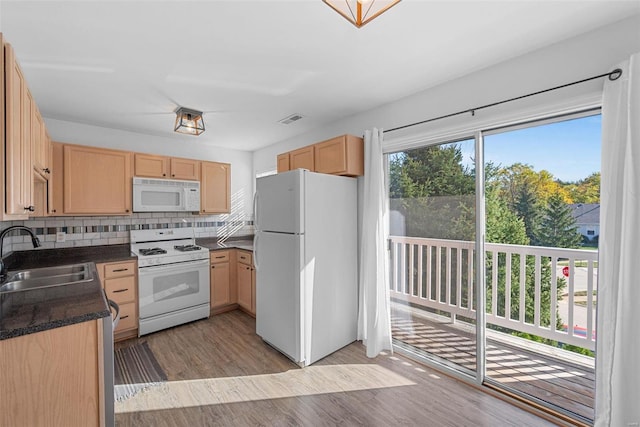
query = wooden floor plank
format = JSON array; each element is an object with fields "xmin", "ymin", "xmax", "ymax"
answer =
[{"xmin": 114, "ymin": 310, "xmax": 556, "ymax": 426}]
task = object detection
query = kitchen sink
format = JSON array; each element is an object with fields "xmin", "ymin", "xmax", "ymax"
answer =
[{"xmin": 0, "ymin": 263, "xmax": 93, "ymax": 293}]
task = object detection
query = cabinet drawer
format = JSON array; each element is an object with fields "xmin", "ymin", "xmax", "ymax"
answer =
[
  {"xmin": 104, "ymin": 261, "xmax": 136, "ymax": 279},
  {"xmin": 104, "ymin": 276, "xmax": 136, "ymax": 303},
  {"xmin": 210, "ymin": 250, "xmax": 230, "ymax": 263},
  {"xmin": 115, "ymin": 302, "xmax": 137, "ymax": 333},
  {"xmin": 237, "ymin": 251, "xmax": 252, "ymax": 266}
]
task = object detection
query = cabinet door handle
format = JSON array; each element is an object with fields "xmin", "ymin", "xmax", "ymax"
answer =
[
  {"xmin": 113, "ymin": 288, "xmax": 129, "ymax": 293},
  {"xmin": 215, "ymin": 255, "xmax": 225, "ymax": 259},
  {"xmin": 211, "ymin": 265, "xmax": 215, "ymax": 269},
  {"xmin": 162, "ymin": 173, "xmax": 166, "ymax": 177},
  {"xmin": 25, "ymin": 206, "xmax": 35, "ymax": 212},
  {"xmin": 112, "ymin": 268, "xmax": 129, "ymax": 272},
  {"xmin": 121, "ymin": 315, "xmax": 129, "ymax": 320}
]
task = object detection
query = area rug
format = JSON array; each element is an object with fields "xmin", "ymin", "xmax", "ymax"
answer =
[{"xmin": 114, "ymin": 342, "xmax": 168, "ymax": 402}]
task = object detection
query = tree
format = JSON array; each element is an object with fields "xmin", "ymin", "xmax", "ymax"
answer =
[
  {"xmin": 534, "ymin": 193, "xmax": 583, "ymax": 248},
  {"xmin": 513, "ymin": 183, "xmax": 543, "ymax": 245},
  {"xmin": 389, "ymin": 144, "xmax": 475, "ymax": 240},
  {"xmin": 566, "ymin": 172, "xmax": 600, "ymax": 203}
]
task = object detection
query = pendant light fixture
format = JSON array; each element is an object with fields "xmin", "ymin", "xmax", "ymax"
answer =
[
  {"xmin": 323, "ymin": 0, "xmax": 401, "ymax": 28},
  {"xmin": 174, "ymin": 107, "xmax": 205, "ymax": 136}
]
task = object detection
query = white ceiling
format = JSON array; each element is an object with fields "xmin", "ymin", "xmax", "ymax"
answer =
[{"xmin": 1, "ymin": 0, "xmax": 639, "ymax": 152}]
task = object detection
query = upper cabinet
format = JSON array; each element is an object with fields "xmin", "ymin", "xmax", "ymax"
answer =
[
  {"xmin": 134, "ymin": 153, "xmax": 169, "ymax": 178},
  {"xmin": 200, "ymin": 161, "xmax": 231, "ymax": 214},
  {"xmin": 63, "ymin": 144, "xmax": 132, "ymax": 215},
  {"xmin": 170, "ymin": 157, "xmax": 200, "ymax": 180},
  {"xmin": 50, "ymin": 142, "xmax": 63, "ymax": 215},
  {"xmin": 134, "ymin": 153, "xmax": 200, "ymax": 180},
  {"xmin": 277, "ymin": 134, "xmax": 364, "ymax": 177},
  {"xmin": 4, "ymin": 40, "xmax": 34, "ymax": 218},
  {"xmin": 277, "ymin": 153, "xmax": 290, "ymax": 173},
  {"xmin": 32, "ymin": 105, "xmax": 50, "ymax": 179},
  {"xmin": 3, "ymin": 35, "xmax": 54, "ymax": 219},
  {"xmin": 314, "ymin": 134, "xmax": 364, "ymax": 176},
  {"xmin": 289, "ymin": 146, "xmax": 315, "ymax": 171}
]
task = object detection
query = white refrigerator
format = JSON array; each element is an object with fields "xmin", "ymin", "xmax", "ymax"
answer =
[{"xmin": 254, "ymin": 169, "xmax": 358, "ymax": 366}]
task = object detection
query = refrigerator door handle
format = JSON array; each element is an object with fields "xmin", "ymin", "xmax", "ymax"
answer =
[
  {"xmin": 253, "ymin": 233, "xmax": 260, "ymax": 270},
  {"xmin": 253, "ymin": 191, "xmax": 259, "ymax": 231}
]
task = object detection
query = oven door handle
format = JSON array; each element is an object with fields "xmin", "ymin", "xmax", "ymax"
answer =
[{"xmin": 138, "ymin": 258, "xmax": 210, "ymax": 274}]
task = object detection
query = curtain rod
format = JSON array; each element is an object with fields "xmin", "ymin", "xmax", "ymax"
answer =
[{"xmin": 384, "ymin": 68, "xmax": 623, "ymax": 134}]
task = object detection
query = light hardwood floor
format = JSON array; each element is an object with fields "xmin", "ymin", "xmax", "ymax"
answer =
[{"xmin": 115, "ymin": 310, "xmax": 557, "ymax": 426}]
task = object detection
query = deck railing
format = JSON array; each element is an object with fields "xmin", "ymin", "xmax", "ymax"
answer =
[{"xmin": 389, "ymin": 236, "xmax": 598, "ymax": 351}]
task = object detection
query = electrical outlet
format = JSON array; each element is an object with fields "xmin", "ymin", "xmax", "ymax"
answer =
[{"xmin": 56, "ymin": 231, "xmax": 66, "ymax": 243}]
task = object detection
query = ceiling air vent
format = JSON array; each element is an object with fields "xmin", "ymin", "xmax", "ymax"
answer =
[{"xmin": 278, "ymin": 113, "xmax": 304, "ymax": 125}]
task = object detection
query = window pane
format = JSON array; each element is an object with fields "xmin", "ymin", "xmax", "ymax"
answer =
[
  {"xmin": 388, "ymin": 139, "xmax": 477, "ymax": 376},
  {"xmin": 483, "ymin": 114, "xmax": 599, "ymax": 423}
]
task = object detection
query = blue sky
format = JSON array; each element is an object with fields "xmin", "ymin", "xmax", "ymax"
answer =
[{"xmin": 456, "ymin": 114, "xmax": 601, "ymax": 183}]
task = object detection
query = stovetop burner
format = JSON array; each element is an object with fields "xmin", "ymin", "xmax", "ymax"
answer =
[
  {"xmin": 139, "ymin": 247, "xmax": 168, "ymax": 256},
  {"xmin": 174, "ymin": 244, "xmax": 203, "ymax": 252}
]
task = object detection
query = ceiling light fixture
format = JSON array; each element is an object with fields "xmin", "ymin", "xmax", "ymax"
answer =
[
  {"xmin": 323, "ymin": 0, "xmax": 401, "ymax": 28},
  {"xmin": 174, "ymin": 107, "xmax": 205, "ymax": 136}
]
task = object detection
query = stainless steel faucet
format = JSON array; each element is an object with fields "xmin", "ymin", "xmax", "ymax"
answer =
[{"xmin": 0, "ymin": 226, "xmax": 42, "ymax": 281}]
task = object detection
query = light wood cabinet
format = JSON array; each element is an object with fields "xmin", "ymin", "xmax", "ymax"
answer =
[
  {"xmin": 200, "ymin": 161, "xmax": 231, "ymax": 214},
  {"xmin": 63, "ymin": 144, "xmax": 132, "ymax": 215},
  {"xmin": 50, "ymin": 141, "xmax": 63, "ymax": 215},
  {"xmin": 171, "ymin": 157, "xmax": 200, "ymax": 180},
  {"xmin": 0, "ymin": 319, "xmax": 106, "ymax": 426},
  {"xmin": 32, "ymin": 172, "xmax": 47, "ymax": 217},
  {"xmin": 134, "ymin": 154, "xmax": 200, "ymax": 180},
  {"xmin": 314, "ymin": 134, "xmax": 364, "ymax": 176},
  {"xmin": 277, "ymin": 134, "xmax": 364, "ymax": 177},
  {"xmin": 97, "ymin": 259, "xmax": 138, "ymax": 341},
  {"xmin": 210, "ymin": 250, "xmax": 233, "ymax": 309},
  {"xmin": 290, "ymin": 146, "xmax": 315, "ymax": 171},
  {"xmin": 134, "ymin": 153, "xmax": 169, "ymax": 178},
  {"xmin": 236, "ymin": 249, "xmax": 255, "ymax": 316},
  {"xmin": 31, "ymin": 104, "xmax": 50, "ymax": 179},
  {"xmin": 4, "ymin": 41, "xmax": 33, "ymax": 218},
  {"xmin": 277, "ymin": 153, "xmax": 290, "ymax": 173}
]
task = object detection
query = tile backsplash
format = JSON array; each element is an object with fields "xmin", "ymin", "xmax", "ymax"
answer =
[{"xmin": 0, "ymin": 212, "xmax": 254, "ymax": 256}]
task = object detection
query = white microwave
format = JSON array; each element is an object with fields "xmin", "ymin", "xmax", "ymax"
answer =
[{"xmin": 132, "ymin": 177, "xmax": 200, "ymax": 212}]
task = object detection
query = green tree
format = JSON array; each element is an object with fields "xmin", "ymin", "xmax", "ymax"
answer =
[
  {"xmin": 513, "ymin": 184, "xmax": 543, "ymax": 245},
  {"xmin": 389, "ymin": 144, "xmax": 475, "ymax": 240},
  {"xmin": 566, "ymin": 172, "xmax": 600, "ymax": 203},
  {"xmin": 534, "ymin": 193, "xmax": 583, "ymax": 248}
]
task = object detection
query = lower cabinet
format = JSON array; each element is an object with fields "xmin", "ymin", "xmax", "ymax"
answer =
[
  {"xmin": 0, "ymin": 319, "xmax": 107, "ymax": 426},
  {"xmin": 97, "ymin": 259, "xmax": 138, "ymax": 341},
  {"xmin": 236, "ymin": 250, "xmax": 255, "ymax": 316},
  {"xmin": 209, "ymin": 248, "xmax": 255, "ymax": 317},
  {"xmin": 210, "ymin": 250, "xmax": 234, "ymax": 310}
]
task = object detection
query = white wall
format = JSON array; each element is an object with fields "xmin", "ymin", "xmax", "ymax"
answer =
[
  {"xmin": 45, "ymin": 118, "xmax": 255, "ymax": 220},
  {"xmin": 253, "ymin": 15, "xmax": 640, "ymax": 172}
]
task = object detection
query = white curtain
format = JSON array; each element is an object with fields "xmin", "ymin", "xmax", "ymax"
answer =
[
  {"xmin": 358, "ymin": 128, "xmax": 393, "ymax": 358},
  {"xmin": 596, "ymin": 52, "xmax": 640, "ymax": 427}
]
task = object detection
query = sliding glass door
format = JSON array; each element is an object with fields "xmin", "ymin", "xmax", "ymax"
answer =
[
  {"xmin": 387, "ymin": 111, "xmax": 600, "ymax": 423},
  {"xmin": 482, "ymin": 113, "xmax": 599, "ymax": 422},
  {"xmin": 388, "ymin": 138, "xmax": 477, "ymax": 375}
]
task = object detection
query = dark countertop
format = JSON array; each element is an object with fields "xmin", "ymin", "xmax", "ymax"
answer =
[
  {"xmin": 0, "ymin": 263, "xmax": 110, "ymax": 340},
  {"xmin": 3, "ymin": 243, "xmax": 135, "ymax": 270},
  {"xmin": 197, "ymin": 237, "xmax": 254, "ymax": 252},
  {"xmin": 0, "ymin": 245, "xmax": 132, "ymax": 340}
]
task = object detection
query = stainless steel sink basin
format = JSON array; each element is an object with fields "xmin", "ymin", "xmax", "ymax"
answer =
[{"xmin": 0, "ymin": 263, "xmax": 93, "ymax": 293}]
